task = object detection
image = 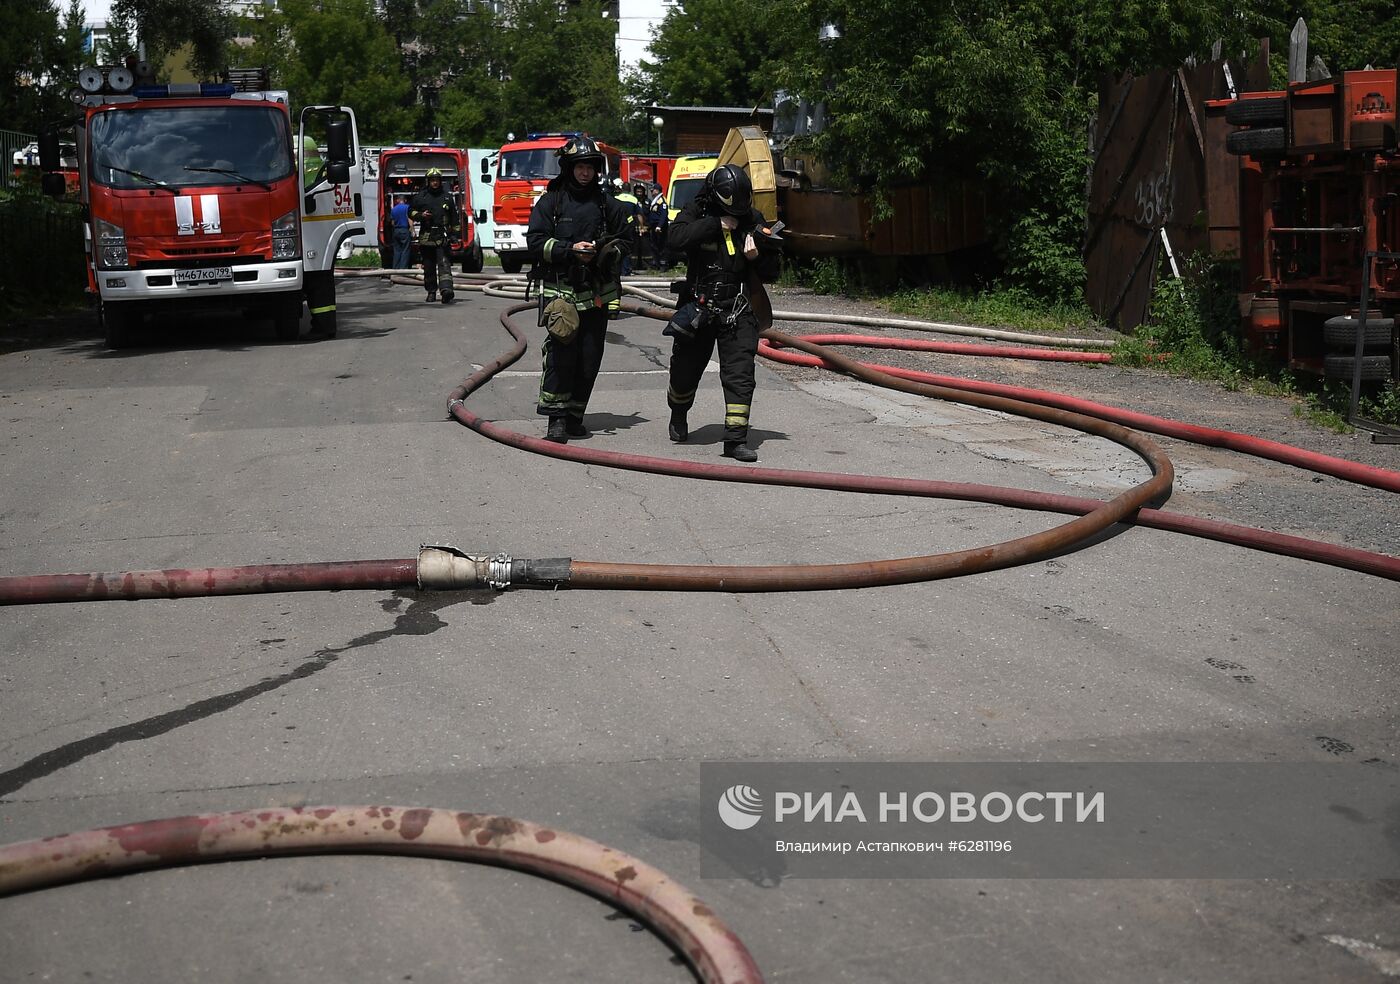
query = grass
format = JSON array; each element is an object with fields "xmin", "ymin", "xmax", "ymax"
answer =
[{"xmin": 776, "ymin": 252, "xmax": 1400, "ymax": 430}]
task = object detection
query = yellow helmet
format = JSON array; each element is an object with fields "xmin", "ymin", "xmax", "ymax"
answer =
[{"xmin": 426, "ymin": 167, "xmax": 443, "ymax": 179}]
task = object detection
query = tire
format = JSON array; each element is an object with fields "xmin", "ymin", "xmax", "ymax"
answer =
[
  {"xmin": 273, "ymin": 306, "xmax": 302, "ymax": 342},
  {"xmin": 1224, "ymin": 96, "xmax": 1286, "ymax": 127},
  {"xmin": 1226, "ymin": 127, "xmax": 1285, "ymax": 156},
  {"xmin": 1323, "ymin": 316, "xmax": 1394, "ymax": 349},
  {"xmin": 499, "ymin": 252, "xmax": 524, "ymax": 275},
  {"xmin": 462, "ymin": 241, "xmax": 484, "ymax": 274},
  {"xmin": 102, "ymin": 302, "xmax": 136, "ymax": 349},
  {"xmin": 1323, "ymin": 353, "xmax": 1392, "ymax": 381}
]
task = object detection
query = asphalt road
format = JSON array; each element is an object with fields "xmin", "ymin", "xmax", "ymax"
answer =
[{"xmin": 1, "ymin": 277, "xmax": 1397, "ymax": 982}]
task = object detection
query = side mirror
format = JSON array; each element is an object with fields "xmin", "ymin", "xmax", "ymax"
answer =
[
  {"xmin": 476, "ymin": 209, "xmax": 487, "ymax": 224},
  {"xmin": 325, "ymin": 161, "xmax": 350, "ymax": 185},
  {"xmin": 41, "ymin": 172, "xmax": 67, "ymax": 198},
  {"xmin": 480, "ymin": 158, "xmax": 490, "ymax": 177},
  {"xmin": 480, "ymin": 172, "xmax": 492, "ymax": 184},
  {"xmin": 325, "ymin": 120, "xmax": 351, "ymax": 165},
  {"xmin": 38, "ymin": 130, "xmax": 61, "ymax": 171}
]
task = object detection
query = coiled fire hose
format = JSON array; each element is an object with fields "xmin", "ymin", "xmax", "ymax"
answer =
[{"xmin": 0, "ymin": 806, "xmax": 763, "ymax": 984}]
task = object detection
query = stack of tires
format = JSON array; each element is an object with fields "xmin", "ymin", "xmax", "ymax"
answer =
[
  {"xmin": 1224, "ymin": 95, "xmax": 1287, "ymax": 157},
  {"xmin": 1323, "ymin": 315, "xmax": 1395, "ymax": 381}
]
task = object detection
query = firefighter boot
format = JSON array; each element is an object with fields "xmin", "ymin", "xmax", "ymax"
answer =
[
  {"xmin": 440, "ymin": 288, "xmax": 454, "ymax": 304},
  {"xmin": 545, "ymin": 417, "xmax": 569, "ymax": 444},
  {"xmin": 668, "ymin": 409, "xmax": 688, "ymax": 443},
  {"xmin": 565, "ymin": 415, "xmax": 589, "ymax": 437},
  {"xmin": 723, "ymin": 441, "xmax": 758, "ymax": 463},
  {"xmin": 425, "ymin": 291, "xmax": 437, "ymax": 303}
]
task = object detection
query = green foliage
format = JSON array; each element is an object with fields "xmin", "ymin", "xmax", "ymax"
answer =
[
  {"xmin": 112, "ymin": 0, "xmax": 232, "ymax": 80},
  {"xmin": 885, "ymin": 285, "xmax": 1104, "ymax": 336},
  {"xmin": 0, "ymin": 0, "xmax": 87, "ymax": 133},
  {"xmin": 493, "ymin": 0, "xmax": 627, "ymax": 143},
  {"xmin": 0, "ymin": 193, "xmax": 87, "ymax": 316},
  {"xmin": 637, "ymin": 0, "xmax": 780, "ymax": 108},
  {"xmin": 1114, "ymin": 256, "xmax": 1244, "ymax": 383},
  {"xmin": 239, "ymin": 0, "xmax": 414, "ymax": 144},
  {"xmin": 764, "ymin": 0, "xmax": 1280, "ymax": 302}
]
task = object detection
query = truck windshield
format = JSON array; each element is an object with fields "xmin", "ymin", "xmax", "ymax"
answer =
[
  {"xmin": 89, "ymin": 105, "xmax": 292, "ymax": 190},
  {"xmin": 669, "ymin": 177, "xmax": 705, "ymax": 212},
  {"xmin": 384, "ymin": 151, "xmax": 457, "ymax": 179},
  {"xmin": 498, "ymin": 149, "xmax": 559, "ymax": 181}
]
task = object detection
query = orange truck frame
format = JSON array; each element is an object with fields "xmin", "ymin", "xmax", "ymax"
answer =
[
  {"xmin": 484, "ymin": 131, "xmax": 622, "ymax": 273},
  {"xmin": 38, "ymin": 67, "xmax": 363, "ymax": 347},
  {"xmin": 376, "ymin": 141, "xmax": 483, "ymax": 273}
]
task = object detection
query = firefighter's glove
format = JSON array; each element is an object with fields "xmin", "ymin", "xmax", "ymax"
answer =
[
  {"xmin": 544, "ymin": 297, "xmax": 580, "ymax": 343},
  {"xmin": 597, "ymin": 240, "xmax": 625, "ymax": 280}
]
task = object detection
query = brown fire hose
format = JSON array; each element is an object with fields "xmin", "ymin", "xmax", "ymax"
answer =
[{"xmin": 0, "ymin": 806, "xmax": 762, "ymax": 984}]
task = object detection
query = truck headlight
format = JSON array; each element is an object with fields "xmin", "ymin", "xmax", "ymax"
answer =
[
  {"xmin": 271, "ymin": 209, "xmax": 298, "ymax": 259},
  {"xmin": 96, "ymin": 217, "xmax": 127, "ymax": 269}
]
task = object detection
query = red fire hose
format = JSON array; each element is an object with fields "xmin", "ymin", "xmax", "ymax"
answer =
[{"xmin": 0, "ymin": 806, "xmax": 762, "ymax": 984}]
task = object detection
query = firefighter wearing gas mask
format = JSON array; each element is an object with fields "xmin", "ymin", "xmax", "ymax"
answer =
[
  {"xmin": 410, "ymin": 167, "xmax": 457, "ymax": 303},
  {"xmin": 664, "ymin": 163, "xmax": 780, "ymax": 462},
  {"xmin": 525, "ymin": 136, "xmax": 632, "ymax": 443}
]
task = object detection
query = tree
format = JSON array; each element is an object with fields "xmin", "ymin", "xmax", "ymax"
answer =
[
  {"xmin": 111, "ymin": 0, "xmax": 231, "ymax": 80},
  {"xmin": 239, "ymin": 0, "xmax": 414, "ymax": 144},
  {"xmin": 765, "ymin": 0, "xmax": 1282, "ymax": 299},
  {"xmin": 492, "ymin": 0, "xmax": 626, "ymax": 142},
  {"xmin": 414, "ymin": 0, "xmax": 503, "ymax": 143},
  {"xmin": 0, "ymin": 0, "xmax": 86, "ymax": 134},
  {"xmin": 637, "ymin": 0, "xmax": 781, "ymax": 109}
]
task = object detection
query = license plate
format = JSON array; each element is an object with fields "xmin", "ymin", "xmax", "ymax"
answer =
[{"xmin": 175, "ymin": 266, "xmax": 233, "ymax": 284}]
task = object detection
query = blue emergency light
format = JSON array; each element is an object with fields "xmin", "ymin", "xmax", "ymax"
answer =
[
  {"xmin": 524, "ymin": 132, "xmax": 583, "ymax": 140},
  {"xmin": 132, "ymin": 83, "xmax": 237, "ymax": 99}
]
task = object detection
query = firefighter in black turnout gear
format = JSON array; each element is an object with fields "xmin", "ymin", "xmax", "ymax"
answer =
[
  {"xmin": 665, "ymin": 163, "xmax": 780, "ymax": 462},
  {"xmin": 526, "ymin": 137, "xmax": 631, "ymax": 443},
  {"xmin": 410, "ymin": 167, "xmax": 457, "ymax": 303}
]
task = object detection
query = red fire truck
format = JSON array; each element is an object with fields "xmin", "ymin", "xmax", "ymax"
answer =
[
  {"xmin": 376, "ymin": 142, "xmax": 483, "ymax": 273},
  {"xmin": 38, "ymin": 66, "xmax": 363, "ymax": 348},
  {"xmin": 485, "ymin": 131, "xmax": 622, "ymax": 273}
]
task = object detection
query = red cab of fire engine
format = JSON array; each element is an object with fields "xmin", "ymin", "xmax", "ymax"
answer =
[
  {"xmin": 485, "ymin": 131, "xmax": 622, "ymax": 274},
  {"xmin": 377, "ymin": 142, "xmax": 483, "ymax": 273}
]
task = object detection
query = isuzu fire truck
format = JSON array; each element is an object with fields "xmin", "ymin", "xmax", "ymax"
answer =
[
  {"xmin": 484, "ymin": 131, "xmax": 621, "ymax": 273},
  {"xmin": 376, "ymin": 141, "xmax": 483, "ymax": 273},
  {"xmin": 39, "ymin": 66, "xmax": 363, "ymax": 347}
]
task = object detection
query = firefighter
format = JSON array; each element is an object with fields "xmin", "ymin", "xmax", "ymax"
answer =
[
  {"xmin": 410, "ymin": 167, "xmax": 457, "ymax": 303},
  {"xmin": 525, "ymin": 136, "xmax": 631, "ymax": 443},
  {"xmin": 664, "ymin": 163, "xmax": 780, "ymax": 463}
]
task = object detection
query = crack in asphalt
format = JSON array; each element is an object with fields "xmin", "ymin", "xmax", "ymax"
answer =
[{"xmin": 0, "ymin": 590, "xmax": 470, "ymax": 800}]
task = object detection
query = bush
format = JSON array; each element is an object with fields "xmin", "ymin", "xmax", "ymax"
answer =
[{"xmin": 0, "ymin": 191, "xmax": 88, "ymax": 316}]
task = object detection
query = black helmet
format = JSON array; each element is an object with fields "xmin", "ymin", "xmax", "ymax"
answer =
[
  {"xmin": 705, "ymin": 163, "xmax": 752, "ymax": 216},
  {"xmin": 557, "ymin": 136, "xmax": 605, "ymax": 181}
]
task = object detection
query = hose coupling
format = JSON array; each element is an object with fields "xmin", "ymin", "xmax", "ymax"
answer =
[
  {"xmin": 487, "ymin": 552, "xmax": 513, "ymax": 590},
  {"xmin": 417, "ymin": 544, "xmax": 491, "ymax": 591},
  {"xmin": 446, "ymin": 398, "xmax": 465, "ymax": 417}
]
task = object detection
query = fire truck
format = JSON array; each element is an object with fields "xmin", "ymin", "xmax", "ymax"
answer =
[
  {"xmin": 37, "ymin": 66, "xmax": 363, "ymax": 348},
  {"xmin": 376, "ymin": 141, "xmax": 483, "ymax": 273},
  {"xmin": 484, "ymin": 131, "xmax": 622, "ymax": 273}
]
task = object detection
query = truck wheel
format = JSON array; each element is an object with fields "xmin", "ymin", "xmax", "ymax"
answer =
[
  {"xmin": 273, "ymin": 305, "xmax": 302, "ymax": 342},
  {"xmin": 1323, "ymin": 316, "xmax": 1394, "ymax": 350},
  {"xmin": 1323, "ymin": 353, "xmax": 1392, "ymax": 381},
  {"xmin": 500, "ymin": 253, "xmax": 524, "ymax": 275},
  {"xmin": 1224, "ymin": 96, "xmax": 1286, "ymax": 127},
  {"xmin": 102, "ymin": 302, "xmax": 136, "ymax": 349},
  {"xmin": 1226, "ymin": 127, "xmax": 1285, "ymax": 156},
  {"xmin": 463, "ymin": 242, "xmax": 484, "ymax": 274}
]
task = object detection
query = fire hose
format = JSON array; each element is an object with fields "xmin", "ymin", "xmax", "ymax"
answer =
[
  {"xmin": 1, "ymin": 281, "xmax": 1398, "ymax": 603},
  {"xmin": 0, "ymin": 806, "xmax": 763, "ymax": 984}
]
